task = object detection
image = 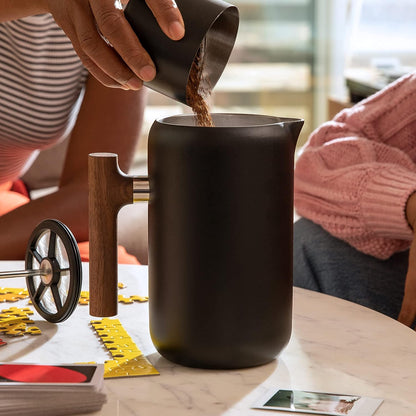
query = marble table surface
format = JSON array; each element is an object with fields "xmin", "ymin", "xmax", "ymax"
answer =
[{"xmin": 0, "ymin": 261, "xmax": 415, "ymax": 416}]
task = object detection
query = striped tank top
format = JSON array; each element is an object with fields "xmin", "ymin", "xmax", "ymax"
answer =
[{"xmin": 0, "ymin": 14, "xmax": 88, "ymax": 184}]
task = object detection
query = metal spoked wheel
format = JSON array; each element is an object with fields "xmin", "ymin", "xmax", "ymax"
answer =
[{"xmin": 25, "ymin": 219, "xmax": 82, "ymax": 323}]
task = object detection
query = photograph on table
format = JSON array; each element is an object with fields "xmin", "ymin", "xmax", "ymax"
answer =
[{"xmin": 252, "ymin": 388, "xmax": 383, "ymax": 416}]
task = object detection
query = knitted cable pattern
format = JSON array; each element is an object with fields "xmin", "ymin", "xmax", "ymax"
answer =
[{"xmin": 294, "ymin": 71, "xmax": 416, "ymax": 259}]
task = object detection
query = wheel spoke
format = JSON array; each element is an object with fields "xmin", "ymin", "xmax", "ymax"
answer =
[
  {"xmin": 31, "ymin": 248, "xmax": 43, "ymax": 264},
  {"xmin": 48, "ymin": 230, "xmax": 56, "ymax": 258},
  {"xmin": 48, "ymin": 231, "xmax": 57, "ymax": 258},
  {"xmin": 51, "ymin": 284, "xmax": 63, "ymax": 311},
  {"xmin": 34, "ymin": 283, "xmax": 48, "ymax": 304}
]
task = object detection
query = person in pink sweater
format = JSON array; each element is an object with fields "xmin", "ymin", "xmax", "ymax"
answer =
[{"xmin": 294, "ymin": 71, "xmax": 416, "ymax": 329}]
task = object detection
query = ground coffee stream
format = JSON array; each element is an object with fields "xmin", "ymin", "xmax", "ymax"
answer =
[{"xmin": 186, "ymin": 42, "xmax": 215, "ymax": 127}]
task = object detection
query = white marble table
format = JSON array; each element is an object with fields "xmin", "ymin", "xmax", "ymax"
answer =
[{"xmin": 0, "ymin": 261, "xmax": 415, "ymax": 416}]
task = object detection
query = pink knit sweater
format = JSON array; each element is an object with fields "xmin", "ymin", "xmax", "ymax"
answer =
[{"xmin": 294, "ymin": 71, "xmax": 416, "ymax": 260}]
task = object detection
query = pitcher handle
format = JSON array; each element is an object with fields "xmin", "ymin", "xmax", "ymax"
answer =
[{"xmin": 88, "ymin": 153, "xmax": 149, "ymax": 317}]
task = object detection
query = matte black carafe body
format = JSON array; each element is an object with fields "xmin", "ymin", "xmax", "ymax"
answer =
[{"xmin": 147, "ymin": 113, "xmax": 303, "ymax": 368}]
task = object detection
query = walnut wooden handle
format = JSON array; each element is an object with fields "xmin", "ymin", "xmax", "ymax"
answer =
[{"xmin": 88, "ymin": 153, "xmax": 133, "ymax": 317}]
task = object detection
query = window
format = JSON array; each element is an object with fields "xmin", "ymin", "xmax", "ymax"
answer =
[{"xmin": 348, "ymin": 0, "xmax": 416, "ymax": 68}]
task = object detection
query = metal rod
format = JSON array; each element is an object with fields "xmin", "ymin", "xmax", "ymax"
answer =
[
  {"xmin": 133, "ymin": 177, "xmax": 150, "ymax": 203},
  {"xmin": 0, "ymin": 269, "xmax": 45, "ymax": 279}
]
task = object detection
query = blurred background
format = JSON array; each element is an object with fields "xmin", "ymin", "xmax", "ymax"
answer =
[
  {"xmin": 21, "ymin": 0, "xmax": 416, "ymax": 263},
  {"xmin": 135, "ymin": 0, "xmax": 416, "ymax": 160}
]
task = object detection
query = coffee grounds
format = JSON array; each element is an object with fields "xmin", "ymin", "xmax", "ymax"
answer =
[{"xmin": 186, "ymin": 41, "xmax": 214, "ymax": 127}]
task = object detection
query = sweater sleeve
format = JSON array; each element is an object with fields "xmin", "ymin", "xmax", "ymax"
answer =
[{"xmin": 294, "ymin": 71, "xmax": 416, "ymax": 259}]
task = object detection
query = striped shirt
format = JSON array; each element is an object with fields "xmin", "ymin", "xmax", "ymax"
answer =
[{"xmin": 0, "ymin": 14, "xmax": 88, "ymax": 184}]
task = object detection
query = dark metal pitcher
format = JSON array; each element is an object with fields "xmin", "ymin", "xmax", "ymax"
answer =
[
  {"xmin": 124, "ymin": 0, "xmax": 239, "ymax": 104},
  {"xmin": 88, "ymin": 113, "xmax": 303, "ymax": 369}
]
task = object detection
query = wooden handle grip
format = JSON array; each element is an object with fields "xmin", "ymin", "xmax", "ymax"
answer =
[{"xmin": 88, "ymin": 153, "xmax": 133, "ymax": 317}]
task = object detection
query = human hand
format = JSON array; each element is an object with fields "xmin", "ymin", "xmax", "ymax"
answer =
[
  {"xmin": 399, "ymin": 192, "xmax": 416, "ymax": 328},
  {"xmin": 46, "ymin": 0, "xmax": 184, "ymax": 89},
  {"xmin": 399, "ymin": 236, "xmax": 416, "ymax": 329}
]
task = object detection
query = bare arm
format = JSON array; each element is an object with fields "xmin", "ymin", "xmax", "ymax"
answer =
[
  {"xmin": 399, "ymin": 193, "xmax": 416, "ymax": 328},
  {"xmin": 0, "ymin": 75, "xmax": 146, "ymax": 259},
  {"xmin": 0, "ymin": 0, "xmax": 48, "ymax": 21},
  {"xmin": 0, "ymin": 0, "xmax": 184, "ymax": 89}
]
